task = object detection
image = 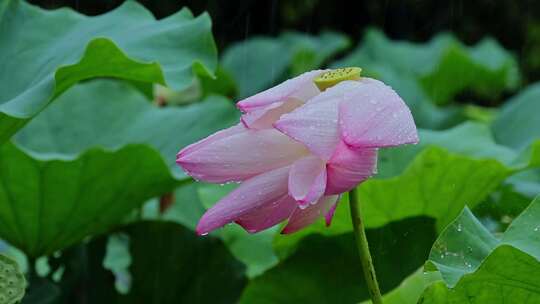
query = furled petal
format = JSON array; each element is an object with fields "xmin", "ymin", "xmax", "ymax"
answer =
[
  {"xmin": 325, "ymin": 140, "xmax": 378, "ymax": 194},
  {"xmin": 236, "ymin": 70, "xmax": 325, "ymax": 113},
  {"xmin": 196, "ymin": 166, "xmax": 290, "ymax": 235},
  {"xmin": 324, "ymin": 199, "xmax": 339, "ymax": 226},
  {"xmin": 273, "ymin": 81, "xmax": 359, "ymax": 160},
  {"xmin": 235, "ymin": 195, "xmax": 297, "ymax": 233},
  {"xmin": 281, "ymin": 195, "xmax": 339, "ymax": 234},
  {"xmin": 177, "ymin": 127, "xmax": 307, "ymax": 183},
  {"xmin": 178, "ymin": 123, "xmax": 245, "ymax": 158},
  {"xmin": 288, "ymin": 155, "xmax": 326, "ymax": 207},
  {"xmin": 339, "ymin": 77, "xmax": 418, "ymax": 148},
  {"xmin": 241, "ymin": 98, "xmax": 304, "ymax": 130}
]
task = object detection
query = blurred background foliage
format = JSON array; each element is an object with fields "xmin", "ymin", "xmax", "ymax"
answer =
[
  {"xmin": 32, "ymin": 0, "xmax": 540, "ymax": 83},
  {"xmin": 0, "ymin": 0, "xmax": 539, "ymax": 303}
]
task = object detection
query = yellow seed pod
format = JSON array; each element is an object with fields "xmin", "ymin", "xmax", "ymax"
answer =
[{"xmin": 314, "ymin": 67, "xmax": 362, "ymax": 91}]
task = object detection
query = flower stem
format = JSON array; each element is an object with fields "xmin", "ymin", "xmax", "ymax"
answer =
[{"xmin": 348, "ymin": 188, "xmax": 383, "ymax": 304}]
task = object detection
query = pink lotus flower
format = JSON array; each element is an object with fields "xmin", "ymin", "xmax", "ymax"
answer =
[{"xmin": 177, "ymin": 68, "xmax": 418, "ymax": 235}]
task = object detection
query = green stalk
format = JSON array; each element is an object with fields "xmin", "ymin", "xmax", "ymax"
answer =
[{"xmin": 348, "ymin": 188, "xmax": 383, "ymax": 304}]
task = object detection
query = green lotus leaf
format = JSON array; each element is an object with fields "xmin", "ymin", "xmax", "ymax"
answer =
[
  {"xmin": 0, "ymin": 80, "xmax": 237, "ymax": 257},
  {"xmin": 0, "ymin": 0, "xmax": 217, "ymax": 143},
  {"xmin": 420, "ymin": 196, "xmax": 540, "ymax": 303}
]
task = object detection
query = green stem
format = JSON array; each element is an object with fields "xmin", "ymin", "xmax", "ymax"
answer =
[{"xmin": 349, "ymin": 188, "xmax": 383, "ymax": 304}]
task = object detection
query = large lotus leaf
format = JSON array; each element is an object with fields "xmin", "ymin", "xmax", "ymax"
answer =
[
  {"xmin": 360, "ymin": 148, "xmax": 511, "ymax": 231},
  {"xmin": 420, "ymin": 196, "xmax": 540, "ymax": 303},
  {"xmin": 0, "ymin": 142, "xmax": 175, "ymax": 258},
  {"xmin": 274, "ymin": 123, "xmax": 540, "ymax": 258},
  {"xmin": 0, "ymin": 0, "xmax": 217, "ymax": 143},
  {"xmin": 492, "ymin": 82, "xmax": 540, "ymax": 150},
  {"xmin": 222, "ymin": 31, "xmax": 349, "ymax": 99},
  {"xmin": 334, "ymin": 29, "xmax": 519, "ymax": 105},
  {"xmin": 14, "ymin": 80, "xmax": 238, "ymax": 179},
  {"xmin": 120, "ymin": 221, "xmax": 247, "ymax": 304},
  {"xmin": 240, "ymin": 217, "xmax": 436, "ymax": 304},
  {"xmin": 0, "ymin": 80, "xmax": 237, "ymax": 257},
  {"xmin": 377, "ymin": 122, "xmax": 519, "ymax": 179}
]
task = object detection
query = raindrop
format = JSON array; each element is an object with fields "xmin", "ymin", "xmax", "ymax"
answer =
[
  {"xmin": 534, "ymin": 226, "xmax": 539, "ymax": 232},
  {"xmin": 200, "ymin": 232, "xmax": 209, "ymax": 236},
  {"xmin": 456, "ymin": 223, "xmax": 462, "ymax": 232}
]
